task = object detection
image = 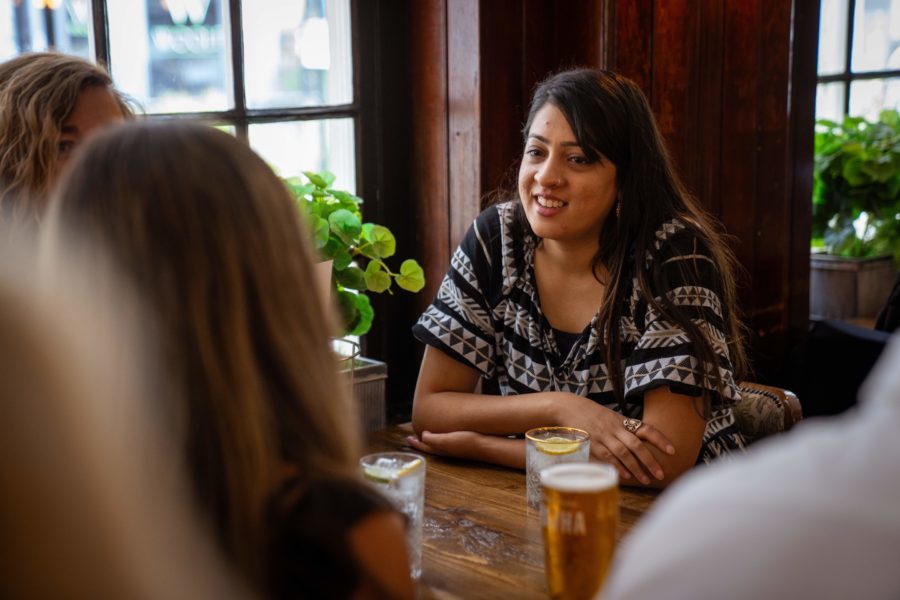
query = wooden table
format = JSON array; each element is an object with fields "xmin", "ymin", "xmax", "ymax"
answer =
[{"xmin": 369, "ymin": 425, "xmax": 659, "ymax": 599}]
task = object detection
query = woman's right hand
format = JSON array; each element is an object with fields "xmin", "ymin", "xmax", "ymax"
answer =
[{"xmin": 553, "ymin": 393, "xmax": 675, "ymax": 485}]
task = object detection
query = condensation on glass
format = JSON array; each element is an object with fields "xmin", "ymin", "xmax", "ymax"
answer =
[
  {"xmin": 0, "ymin": 0, "xmax": 94, "ymax": 61},
  {"xmin": 107, "ymin": 0, "xmax": 233, "ymax": 113},
  {"xmin": 249, "ymin": 118, "xmax": 355, "ymax": 191},
  {"xmin": 242, "ymin": 0, "xmax": 353, "ymax": 109}
]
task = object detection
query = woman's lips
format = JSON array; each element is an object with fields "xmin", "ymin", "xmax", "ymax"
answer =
[{"xmin": 534, "ymin": 193, "xmax": 567, "ymax": 216}]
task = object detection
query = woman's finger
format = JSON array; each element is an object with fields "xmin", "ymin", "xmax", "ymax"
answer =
[
  {"xmin": 405, "ymin": 434, "xmax": 438, "ymax": 455},
  {"xmin": 590, "ymin": 444, "xmax": 631, "ymax": 481},
  {"xmin": 636, "ymin": 423, "xmax": 676, "ymax": 455},
  {"xmin": 605, "ymin": 438, "xmax": 651, "ymax": 484},
  {"xmin": 621, "ymin": 434, "xmax": 665, "ymax": 481}
]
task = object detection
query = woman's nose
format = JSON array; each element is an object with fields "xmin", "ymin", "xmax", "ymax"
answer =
[{"xmin": 535, "ymin": 159, "xmax": 562, "ymax": 187}]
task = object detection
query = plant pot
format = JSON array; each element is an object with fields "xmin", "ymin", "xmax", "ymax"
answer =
[
  {"xmin": 350, "ymin": 356, "xmax": 388, "ymax": 433},
  {"xmin": 810, "ymin": 253, "xmax": 896, "ymax": 320},
  {"xmin": 333, "ymin": 339, "xmax": 387, "ymax": 434}
]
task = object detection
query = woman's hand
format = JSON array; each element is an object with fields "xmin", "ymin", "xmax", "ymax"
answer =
[
  {"xmin": 555, "ymin": 394, "xmax": 675, "ymax": 484},
  {"xmin": 406, "ymin": 431, "xmax": 527, "ymax": 469},
  {"xmin": 405, "ymin": 430, "xmax": 485, "ymax": 460}
]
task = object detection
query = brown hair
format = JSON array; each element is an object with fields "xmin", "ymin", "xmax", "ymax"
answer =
[
  {"xmin": 0, "ymin": 52, "xmax": 133, "ymax": 224},
  {"xmin": 513, "ymin": 68, "xmax": 749, "ymax": 407},
  {"xmin": 0, "ymin": 239, "xmax": 249, "ymax": 600},
  {"xmin": 44, "ymin": 121, "xmax": 359, "ymax": 587}
]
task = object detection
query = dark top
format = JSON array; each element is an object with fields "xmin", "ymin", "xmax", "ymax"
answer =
[
  {"xmin": 412, "ymin": 202, "xmax": 746, "ymax": 462},
  {"xmin": 268, "ymin": 476, "xmax": 394, "ymax": 599}
]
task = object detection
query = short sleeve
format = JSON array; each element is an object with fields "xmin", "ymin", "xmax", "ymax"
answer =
[
  {"xmin": 412, "ymin": 206, "xmax": 501, "ymax": 377},
  {"xmin": 624, "ymin": 222, "xmax": 740, "ymax": 404}
]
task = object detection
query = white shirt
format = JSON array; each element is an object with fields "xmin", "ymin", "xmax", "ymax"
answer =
[{"xmin": 602, "ymin": 335, "xmax": 900, "ymax": 600}]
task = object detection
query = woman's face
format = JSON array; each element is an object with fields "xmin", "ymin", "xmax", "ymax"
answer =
[
  {"xmin": 517, "ymin": 102, "xmax": 618, "ymax": 247},
  {"xmin": 56, "ymin": 85, "xmax": 125, "ymax": 170}
]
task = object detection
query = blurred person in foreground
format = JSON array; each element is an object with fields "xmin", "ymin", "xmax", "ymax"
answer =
[
  {"xmin": 44, "ymin": 121, "xmax": 414, "ymax": 600},
  {"xmin": 602, "ymin": 335, "xmax": 900, "ymax": 599},
  {"xmin": 0, "ymin": 238, "xmax": 247, "ymax": 599},
  {"xmin": 0, "ymin": 52, "xmax": 131, "ymax": 226}
]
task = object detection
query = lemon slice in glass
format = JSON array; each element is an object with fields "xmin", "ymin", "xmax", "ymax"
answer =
[
  {"xmin": 534, "ymin": 436, "xmax": 582, "ymax": 455},
  {"xmin": 363, "ymin": 457, "xmax": 423, "ymax": 483}
]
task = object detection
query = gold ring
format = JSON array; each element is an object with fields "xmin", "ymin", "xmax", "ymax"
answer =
[{"xmin": 623, "ymin": 418, "xmax": 643, "ymax": 434}]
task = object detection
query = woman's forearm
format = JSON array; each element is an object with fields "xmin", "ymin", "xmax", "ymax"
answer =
[{"xmin": 412, "ymin": 390, "xmax": 567, "ymax": 436}]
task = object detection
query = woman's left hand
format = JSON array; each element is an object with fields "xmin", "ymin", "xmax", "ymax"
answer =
[{"xmin": 405, "ymin": 430, "xmax": 485, "ymax": 459}]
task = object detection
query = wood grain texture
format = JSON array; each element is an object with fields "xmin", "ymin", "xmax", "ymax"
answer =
[
  {"xmin": 410, "ymin": 0, "xmax": 451, "ymax": 308},
  {"xmin": 447, "ymin": 0, "xmax": 482, "ymax": 249},
  {"xmin": 368, "ymin": 425, "xmax": 659, "ymax": 599}
]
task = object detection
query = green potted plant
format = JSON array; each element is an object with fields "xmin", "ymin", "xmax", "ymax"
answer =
[
  {"xmin": 811, "ymin": 109, "xmax": 900, "ymax": 319},
  {"xmin": 285, "ymin": 170, "xmax": 425, "ymax": 336},
  {"xmin": 285, "ymin": 171, "xmax": 425, "ymax": 432}
]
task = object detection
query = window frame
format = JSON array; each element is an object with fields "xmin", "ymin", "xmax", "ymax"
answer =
[
  {"xmin": 817, "ymin": 0, "xmax": 900, "ymax": 116},
  {"xmin": 87, "ymin": 0, "xmax": 364, "ymax": 187}
]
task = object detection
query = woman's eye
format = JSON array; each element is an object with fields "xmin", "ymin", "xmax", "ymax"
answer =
[
  {"xmin": 525, "ymin": 147, "xmax": 544, "ymax": 158},
  {"xmin": 58, "ymin": 141, "xmax": 75, "ymax": 157},
  {"xmin": 569, "ymin": 155, "xmax": 589, "ymax": 165}
]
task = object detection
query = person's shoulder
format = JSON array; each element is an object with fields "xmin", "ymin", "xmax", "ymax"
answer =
[
  {"xmin": 643, "ymin": 217, "xmax": 718, "ymax": 270},
  {"xmin": 276, "ymin": 476, "xmax": 392, "ymax": 532},
  {"xmin": 472, "ymin": 201, "xmax": 516, "ymax": 234}
]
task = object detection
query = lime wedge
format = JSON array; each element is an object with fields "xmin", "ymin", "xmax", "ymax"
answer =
[
  {"xmin": 363, "ymin": 457, "xmax": 423, "ymax": 483},
  {"xmin": 534, "ymin": 436, "xmax": 582, "ymax": 455}
]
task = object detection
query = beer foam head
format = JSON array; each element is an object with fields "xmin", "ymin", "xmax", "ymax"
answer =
[{"xmin": 540, "ymin": 463, "xmax": 618, "ymax": 492}]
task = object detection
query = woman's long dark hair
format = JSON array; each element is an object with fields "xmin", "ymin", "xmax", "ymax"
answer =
[{"xmin": 509, "ymin": 68, "xmax": 748, "ymax": 409}]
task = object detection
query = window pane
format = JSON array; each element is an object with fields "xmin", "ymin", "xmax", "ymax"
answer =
[
  {"xmin": 816, "ymin": 82, "xmax": 847, "ymax": 121},
  {"xmin": 819, "ymin": 0, "xmax": 849, "ymax": 75},
  {"xmin": 850, "ymin": 0, "xmax": 900, "ymax": 72},
  {"xmin": 108, "ymin": 0, "xmax": 232, "ymax": 114},
  {"xmin": 249, "ymin": 119, "xmax": 355, "ymax": 192},
  {"xmin": 849, "ymin": 77, "xmax": 900, "ymax": 119},
  {"xmin": 242, "ymin": 0, "xmax": 352, "ymax": 109},
  {"xmin": 0, "ymin": 0, "xmax": 93, "ymax": 61}
]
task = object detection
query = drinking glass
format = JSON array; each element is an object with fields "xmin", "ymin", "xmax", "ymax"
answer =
[
  {"xmin": 541, "ymin": 462, "xmax": 619, "ymax": 600},
  {"xmin": 359, "ymin": 451, "xmax": 426, "ymax": 579},
  {"xmin": 525, "ymin": 427, "xmax": 590, "ymax": 509}
]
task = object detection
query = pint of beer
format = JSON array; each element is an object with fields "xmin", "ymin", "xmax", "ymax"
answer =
[{"xmin": 540, "ymin": 463, "xmax": 619, "ymax": 599}]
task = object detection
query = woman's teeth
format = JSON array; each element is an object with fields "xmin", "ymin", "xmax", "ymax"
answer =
[{"xmin": 537, "ymin": 196, "xmax": 565, "ymax": 209}]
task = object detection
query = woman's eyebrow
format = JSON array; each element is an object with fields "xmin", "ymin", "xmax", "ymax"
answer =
[{"xmin": 526, "ymin": 133, "xmax": 580, "ymax": 147}]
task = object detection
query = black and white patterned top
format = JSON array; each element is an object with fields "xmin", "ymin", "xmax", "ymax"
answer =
[{"xmin": 413, "ymin": 202, "xmax": 745, "ymax": 463}]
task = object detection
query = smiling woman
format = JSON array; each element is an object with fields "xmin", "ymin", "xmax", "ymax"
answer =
[
  {"xmin": 0, "ymin": 52, "xmax": 131, "ymax": 225},
  {"xmin": 410, "ymin": 69, "xmax": 750, "ymax": 489}
]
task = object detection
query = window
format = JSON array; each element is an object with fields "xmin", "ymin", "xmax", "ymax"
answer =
[
  {"xmin": 816, "ymin": 0, "xmax": 900, "ymax": 121},
  {"xmin": 1, "ymin": 0, "xmax": 358, "ymax": 190}
]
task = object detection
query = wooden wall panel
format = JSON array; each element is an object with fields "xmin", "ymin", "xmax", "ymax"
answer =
[
  {"xmin": 447, "ymin": 0, "xmax": 482, "ymax": 247},
  {"xmin": 410, "ymin": 0, "xmax": 450, "ymax": 308}
]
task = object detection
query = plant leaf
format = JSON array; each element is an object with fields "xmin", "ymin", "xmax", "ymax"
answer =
[
  {"xmin": 336, "ymin": 290, "xmax": 360, "ymax": 335},
  {"xmin": 311, "ymin": 215, "xmax": 330, "ymax": 249},
  {"xmin": 396, "ymin": 259, "xmax": 426, "ymax": 292},
  {"xmin": 335, "ymin": 266, "xmax": 367, "ymax": 291},
  {"xmin": 328, "ymin": 209, "xmax": 362, "ymax": 244},
  {"xmin": 364, "ymin": 261, "xmax": 391, "ymax": 293},
  {"xmin": 365, "ymin": 225, "xmax": 396, "ymax": 258},
  {"xmin": 349, "ymin": 293, "xmax": 374, "ymax": 336},
  {"xmin": 304, "ymin": 171, "xmax": 329, "ymax": 188}
]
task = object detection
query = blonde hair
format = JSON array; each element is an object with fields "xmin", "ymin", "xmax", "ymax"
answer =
[
  {"xmin": 0, "ymin": 52, "xmax": 133, "ymax": 224},
  {"xmin": 45, "ymin": 121, "xmax": 360, "ymax": 588},
  {"xmin": 0, "ymin": 236, "xmax": 250, "ymax": 600}
]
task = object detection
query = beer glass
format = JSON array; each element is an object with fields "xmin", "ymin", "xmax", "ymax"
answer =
[
  {"xmin": 525, "ymin": 427, "xmax": 590, "ymax": 508},
  {"xmin": 360, "ymin": 452, "xmax": 426, "ymax": 579},
  {"xmin": 540, "ymin": 462, "xmax": 619, "ymax": 600}
]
